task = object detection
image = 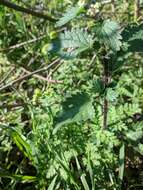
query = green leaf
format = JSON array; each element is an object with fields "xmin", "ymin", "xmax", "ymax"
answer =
[
  {"xmin": 41, "ymin": 43, "xmax": 51, "ymax": 55},
  {"xmin": 122, "ymin": 23, "xmax": 143, "ymax": 52},
  {"xmin": 0, "ymin": 124, "xmax": 33, "ymax": 160},
  {"xmin": 81, "ymin": 174, "xmax": 90, "ymax": 190},
  {"xmin": 48, "ymin": 175, "xmax": 58, "ymax": 190},
  {"xmin": 53, "ymin": 150, "xmax": 80, "ymax": 189},
  {"xmin": 95, "ymin": 20, "xmax": 122, "ymax": 51},
  {"xmin": 87, "ymin": 153, "xmax": 95, "ymax": 190},
  {"xmin": 12, "ymin": 131, "xmax": 33, "ymax": 159},
  {"xmin": 56, "ymin": 5, "xmax": 84, "ymax": 27},
  {"xmin": 0, "ymin": 167, "xmax": 36, "ymax": 183},
  {"xmin": 108, "ymin": 51, "xmax": 127, "ymax": 72},
  {"xmin": 49, "ymin": 28, "xmax": 94, "ymax": 59},
  {"xmin": 93, "ymin": 79, "xmax": 104, "ymax": 94},
  {"xmin": 106, "ymin": 88, "xmax": 118, "ymax": 102},
  {"xmin": 53, "ymin": 93, "xmax": 95, "ymax": 134},
  {"xmin": 75, "ymin": 157, "xmax": 90, "ymax": 190}
]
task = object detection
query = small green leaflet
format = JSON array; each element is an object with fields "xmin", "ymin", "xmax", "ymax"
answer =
[
  {"xmin": 56, "ymin": 5, "xmax": 84, "ymax": 27},
  {"xmin": 49, "ymin": 28, "xmax": 94, "ymax": 59},
  {"xmin": 95, "ymin": 20, "xmax": 122, "ymax": 52},
  {"xmin": 53, "ymin": 93, "xmax": 95, "ymax": 134},
  {"xmin": 106, "ymin": 88, "xmax": 118, "ymax": 102}
]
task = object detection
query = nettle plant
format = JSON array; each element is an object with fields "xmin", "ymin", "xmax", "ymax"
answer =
[
  {"xmin": 1, "ymin": 1, "xmax": 143, "ymax": 190},
  {"xmin": 45, "ymin": 2, "xmax": 143, "ymax": 131}
]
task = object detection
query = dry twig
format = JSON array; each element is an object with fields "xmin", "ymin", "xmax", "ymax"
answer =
[
  {"xmin": 0, "ymin": 58, "xmax": 61, "ymax": 92},
  {"xmin": 0, "ymin": 0, "xmax": 57, "ymax": 22},
  {"xmin": 0, "ymin": 35, "xmax": 46, "ymax": 52},
  {"xmin": 21, "ymin": 67, "xmax": 63, "ymax": 84}
]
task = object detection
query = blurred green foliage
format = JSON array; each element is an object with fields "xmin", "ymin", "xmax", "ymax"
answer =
[{"xmin": 0, "ymin": 0, "xmax": 143, "ymax": 190}]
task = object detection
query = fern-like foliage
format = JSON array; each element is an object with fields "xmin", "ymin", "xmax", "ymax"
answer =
[
  {"xmin": 94, "ymin": 20, "xmax": 122, "ymax": 52},
  {"xmin": 122, "ymin": 23, "xmax": 143, "ymax": 52},
  {"xmin": 49, "ymin": 28, "xmax": 94, "ymax": 59},
  {"xmin": 56, "ymin": 5, "xmax": 84, "ymax": 27},
  {"xmin": 53, "ymin": 93, "xmax": 95, "ymax": 134},
  {"xmin": 125, "ymin": 121, "xmax": 143, "ymax": 155}
]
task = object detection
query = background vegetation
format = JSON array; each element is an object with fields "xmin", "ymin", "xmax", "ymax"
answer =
[{"xmin": 0, "ymin": 0, "xmax": 143, "ymax": 189}]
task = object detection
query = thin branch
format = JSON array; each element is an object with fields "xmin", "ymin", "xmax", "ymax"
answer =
[
  {"xmin": 134, "ymin": 0, "xmax": 140, "ymax": 21},
  {"xmin": 0, "ymin": 0, "xmax": 57, "ymax": 22},
  {"xmin": 87, "ymin": 53, "xmax": 96, "ymax": 69},
  {"xmin": 0, "ymin": 103, "xmax": 24, "ymax": 110},
  {"xmin": 102, "ymin": 0, "xmax": 112, "ymax": 4},
  {"xmin": 0, "ymin": 58, "xmax": 61, "ymax": 92},
  {"xmin": 46, "ymin": 60, "xmax": 63, "ymax": 81},
  {"xmin": 103, "ymin": 97, "xmax": 108, "ymax": 129},
  {"xmin": 21, "ymin": 67, "xmax": 63, "ymax": 84},
  {"xmin": 111, "ymin": 0, "xmax": 115, "ymax": 13},
  {"xmin": 0, "ymin": 67, "xmax": 15, "ymax": 86},
  {"xmin": 0, "ymin": 35, "xmax": 46, "ymax": 52}
]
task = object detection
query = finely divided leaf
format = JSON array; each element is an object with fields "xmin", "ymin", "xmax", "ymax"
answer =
[
  {"xmin": 106, "ymin": 88, "xmax": 118, "ymax": 102},
  {"xmin": 125, "ymin": 121, "xmax": 143, "ymax": 155},
  {"xmin": 95, "ymin": 20, "xmax": 122, "ymax": 51},
  {"xmin": 56, "ymin": 5, "xmax": 83, "ymax": 27}
]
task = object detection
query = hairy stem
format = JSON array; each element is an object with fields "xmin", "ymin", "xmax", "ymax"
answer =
[
  {"xmin": 103, "ymin": 57, "xmax": 109, "ymax": 129},
  {"xmin": 0, "ymin": 0, "xmax": 57, "ymax": 22},
  {"xmin": 103, "ymin": 95, "xmax": 108, "ymax": 129}
]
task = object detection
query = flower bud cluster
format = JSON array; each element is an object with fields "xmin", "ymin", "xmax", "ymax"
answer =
[{"xmin": 87, "ymin": 3, "xmax": 100, "ymax": 16}]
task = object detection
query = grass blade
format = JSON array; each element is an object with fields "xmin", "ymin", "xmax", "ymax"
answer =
[
  {"xmin": 0, "ymin": 124, "xmax": 33, "ymax": 161},
  {"xmin": 119, "ymin": 143, "xmax": 125, "ymax": 183},
  {"xmin": 0, "ymin": 167, "xmax": 36, "ymax": 183},
  {"xmin": 75, "ymin": 156, "xmax": 90, "ymax": 190},
  {"xmin": 48, "ymin": 175, "xmax": 58, "ymax": 190}
]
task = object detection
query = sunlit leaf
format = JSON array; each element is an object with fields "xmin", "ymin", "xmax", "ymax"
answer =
[
  {"xmin": 94, "ymin": 20, "xmax": 122, "ymax": 51},
  {"xmin": 53, "ymin": 93, "xmax": 95, "ymax": 134}
]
